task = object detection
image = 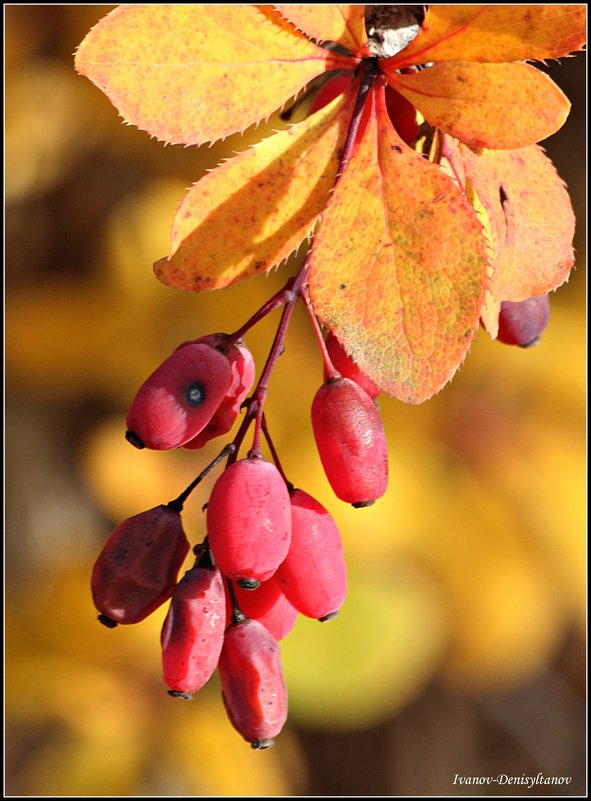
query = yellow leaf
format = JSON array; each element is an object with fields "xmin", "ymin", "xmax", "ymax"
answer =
[
  {"xmin": 389, "ymin": 62, "xmax": 571, "ymax": 150},
  {"xmin": 309, "ymin": 80, "xmax": 488, "ymax": 404},
  {"xmin": 155, "ymin": 89, "xmax": 356, "ymax": 292},
  {"xmin": 273, "ymin": 4, "xmax": 370, "ymax": 56},
  {"xmin": 385, "ymin": 4, "xmax": 587, "ymax": 67},
  {"xmin": 75, "ymin": 5, "xmax": 355, "ymax": 145}
]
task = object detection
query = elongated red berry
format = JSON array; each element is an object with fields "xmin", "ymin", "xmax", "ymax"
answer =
[
  {"xmin": 497, "ymin": 294, "xmax": 550, "ymax": 347},
  {"xmin": 161, "ymin": 551, "xmax": 226, "ymax": 698},
  {"xmin": 180, "ymin": 334, "xmax": 255, "ymax": 449},
  {"xmin": 325, "ymin": 332, "xmax": 380, "ymax": 399},
  {"xmin": 126, "ymin": 343, "xmax": 232, "ymax": 450},
  {"xmin": 218, "ymin": 618, "xmax": 288, "ymax": 749},
  {"xmin": 309, "ymin": 72, "xmax": 353, "ymax": 115},
  {"xmin": 275, "ymin": 489, "xmax": 346, "ymax": 620},
  {"xmin": 91, "ymin": 505, "xmax": 189, "ymax": 626},
  {"xmin": 311, "ymin": 377, "xmax": 388, "ymax": 506},
  {"xmin": 207, "ymin": 457, "xmax": 292, "ymax": 587},
  {"xmin": 384, "ymin": 84, "xmax": 418, "ymax": 145},
  {"xmin": 225, "ymin": 579, "xmax": 298, "ymax": 641}
]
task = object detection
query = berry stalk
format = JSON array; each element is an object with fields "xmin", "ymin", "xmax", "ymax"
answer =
[
  {"xmin": 167, "ymin": 442, "xmax": 236, "ymax": 512},
  {"xmin": 231, "ymin": 58, "xmax": 379, "ymax": 455}
]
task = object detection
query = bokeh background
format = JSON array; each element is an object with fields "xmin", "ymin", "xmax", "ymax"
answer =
[{"xmin": 5, "ymin": 5, "xmax": 586, "ymax": 796}]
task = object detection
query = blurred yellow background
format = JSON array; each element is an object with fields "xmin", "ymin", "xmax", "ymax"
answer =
[{"xmin": 5, "ymin": 6, "xmax": 586, "ymax": 796}]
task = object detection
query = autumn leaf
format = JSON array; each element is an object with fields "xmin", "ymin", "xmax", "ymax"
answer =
[
  {"xmin": 74, "ymin": 4, "xmax": 585, "ymax": 402},
  {"xmin": 74, "ymin": 5, "xmax": 356, "ymax": 145},
  {"xmin": 309, "ymin": 80, "xmax": 488, "ymax": 404},
  {"xmin": 273, "ymin": 4, "xmax": 370, "ymax": 56},
  {"xmin": 155, "ymin": 89, "xmax": 357, "ymax": 292},
  {"xmin": 459, "ymin": 144, "xmax": 576, "ymax": 303},
  {"xmin": 383, "ymin": 4, "xmax": 587, "ymax": 67},
  {"xmin": 388, "ymin": 62, "xmax": 571, "ymax": 150}
]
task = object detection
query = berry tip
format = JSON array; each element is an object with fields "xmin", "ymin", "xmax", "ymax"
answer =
[
  {"xmin": 98, "ymin": 614, "xmax": 118, "ymax": 629},
  {"xmin": 167, "ymin": 690, "xmax": 194, "ymax": 700},
  {"xmin": 352, "ymin": 500, "xmax": 375, "ymax": 509},
  {"xmin": 125, "ymin": 430, "xmax": 145, "ymax": 449},
  {"xmin": 251, "ymin": 738, "xmax": 274, "ymax": 750},
  {"xmin": 318, "ymin": 610, "xmax": 339, "ymax": 622},
  {"xmin": 237, "ymin": 578, "xmax": 261, "ymax": 590}
]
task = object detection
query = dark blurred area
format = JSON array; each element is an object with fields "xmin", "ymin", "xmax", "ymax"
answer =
[{"xmin": 5, "ymin": 6, "xmax": 586, "ymax": 796}]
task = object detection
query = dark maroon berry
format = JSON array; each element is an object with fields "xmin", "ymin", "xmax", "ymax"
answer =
[
  {"xmin": 497, "ymin": 294, "xmax": 550, "ymax": 347},
  {"xmin": 91, "ymin": 505, "xmax": 189, "ymax": 625}
]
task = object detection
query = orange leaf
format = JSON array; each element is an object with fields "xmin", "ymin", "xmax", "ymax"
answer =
[
  {"xmin": 388, "ymin": 62, "xmax": 571, "ymax": 149},
  {"xmin": 154, "ymin": 89, "xmax": 357, "ymax": 293},
  {"xmin": 459, "ymin": 143, "xmax": 576, "ymax": 304},
  {"xmin": 308, "ymin": 80, "xmax": 489, "ymax": 405},
  {"xmin": 273, "ymin": 4, "xmax": 370, "ymax": 56},
  {"xmin": 74, "ymin": 5, "xmax": 356, "ymax": 146},
  {"xmin": 384, "ymin": 4, "xmax": 587, "ymax": 68}
]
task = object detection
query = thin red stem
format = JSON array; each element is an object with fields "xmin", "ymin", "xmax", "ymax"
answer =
[
  {"xmin": 227, "ymin": 280, "xmax": 296, "ymax": 344},
  {"xmin": 261, "ymin": 413, "xmax": 293, "ymax": 490},
  {"xmin": 167, "ymin": 443, "xmax": 236, "ymax": 511},
  {"xmin": 299, "ymin": 285, "xmax": 340, "ymax": 381}
]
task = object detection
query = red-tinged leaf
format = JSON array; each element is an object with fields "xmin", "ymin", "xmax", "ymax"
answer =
[
  {"xmin": 384, "ymin": 4, "xmax": 587, "ymax": 68},
  {"xmin": 273, "ymin": 4, "xmax": 370, "ymax": 56},
  {"xmin": 154, "ymin": 88, "xmax": 357, "ymax": 292},
  {"xmin": 74, "ymin": 5, "xmax": 356, "ymax": 146},
  {"xmin": 308, "ymin": 80, "xmax": 489, "ymax": 405},
  {"xmin": 459, "ymin": 143, "xmax": 576, "ymax": 304},
  {"xmin": 388, "ymin": 62, "xmax": 571, "ymax": 150}
]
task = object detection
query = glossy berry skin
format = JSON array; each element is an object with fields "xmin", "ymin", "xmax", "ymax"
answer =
[
  {"xmin": 126, "ymin": 343, "xmax": 232, "ymax": 450},
  {"xmin": 384, "ymin": 84, "xmax": 418, "ymax": 145},
  {"xmin": 309, "ymin": 72, "xmax": 353, "ymax": 115},
  {"xmin": 180, "ymin": 334, "xmax": 255, "ymax": 449},
  {"xmin": 91, "ymin": 505, "xmax": 189, "ymax": 625},
  {"xmin": 312, "ymin": 378, "xmax": 388, "ymax": 506},
  {"xmin": 207, "ymin": 458, "xmax": 292, "ymax": 586},
  {"xmin": 225, "ymin": 579, "xmax": 298, "ymax": 641},
  {"xmin": 161, "ymin": 561, "xmax": 226, "ymax": 697},
  {"xmin": 497, "ymin": 294, "xmax": 550, "ymax": 347},
  {"xmin": 325, "ymin": 332, "xmax": 380, "ymax": 399},
  {"xmin": 275, "ymin": 489, "xmax": 347, "ymax": 620},
  {"xmin": 218, "ymin": 618, "xmax": 288, "ymax": 749}
]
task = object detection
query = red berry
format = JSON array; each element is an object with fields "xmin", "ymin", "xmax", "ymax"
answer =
[
  {"xmin": 91, "ymin": 505, "xmax": 189, "ymax": 625},
  {"xmin": 207, "ymin": 457, "xmax": 292, "ymax": 586},
  {"xmin": 161, "ymin": 555, "xmax": 226, "ymax": 698},
  {"xmin": 384, "ymin": 84, "xmax": 418, "ymax": 145},
  {"xmin": 180, "ymin": 334, "xmax": 255, "ymax": 449},
  {"xmin": 497, "ymin": 294, "xmax": 550, "ymax": 347},
  {"xmin": 225, "ymin": 578, "xmax": 298, "ymax": 641},
  {"xmin": 218, "ymin": 618, "xmax": 288, "ymax": 748},
  {"xmin": 126, "ymin": 343, "xmax": 232, "ymax": 450},
  {"xmin": 325, "ymin": 332, "xmax": 380, "ymax": 399},
  {"xmin": 275, "ymin": 489, "xmax": 347, "ymax": 620},
  {"xmin": 309, "ymin": 72, "xmax": 353, "ymax": 115},
  {"xmin": 311, "ymin": 378, "xmax": 389, "ymax": 506}
]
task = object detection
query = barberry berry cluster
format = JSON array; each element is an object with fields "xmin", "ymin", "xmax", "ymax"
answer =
[
  {"xmin": 91, "ymin": 322, "xmax": 387, "ymax": 748},
  {"xmin": 90, "ymin": 57, "xmax": 555, "ymax": 750}
]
